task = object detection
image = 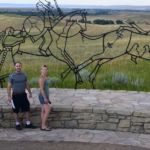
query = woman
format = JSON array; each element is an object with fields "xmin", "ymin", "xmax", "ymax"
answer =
[{"xmin": 38, "ymin": 65, "xmax": 52, "ymax": 131}]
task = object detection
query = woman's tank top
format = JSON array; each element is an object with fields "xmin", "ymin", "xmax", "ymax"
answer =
[
  {"xmin": 44, "ymin": 79, "xmax": 49, "ymax": 98},
  {"xmin": 39, "ymin": 79, "xmax": 49, "ymax": 98}
]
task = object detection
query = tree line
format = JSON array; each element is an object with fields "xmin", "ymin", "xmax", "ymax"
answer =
[
  {"xmin": 0, "ymin": 8, "xmax": 124, "ymax": 25},
  {"xmin": 78, "ymin": 19, "xmax": 124, "ymax": 25}
]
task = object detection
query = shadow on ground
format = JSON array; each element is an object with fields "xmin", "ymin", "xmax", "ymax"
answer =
[{"xmin": 0, "ymin": 141, "xmax": 149, "ymax": 150}]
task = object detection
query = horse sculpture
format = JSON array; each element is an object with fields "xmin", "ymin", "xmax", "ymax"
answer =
[
  {"xmin": 14, "ymin": 2, "xmax": 87, "ymax": 87},
  {"xmin": 0, "ymin": 27, "xmax": 26, "ymax": 72},
  {"xmin": 0, "ymin": 0, "xmax": 149, "ymax": 89},
  {"xmin": 75, "ymin": 23, "xmax": 150, "ymax": 88}
]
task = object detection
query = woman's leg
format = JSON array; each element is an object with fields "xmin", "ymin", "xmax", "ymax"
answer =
[
  {"xmin": 41, "ymin": 104, "xmax": 51, "ymax": 129},
  {"xmin": 41, "ymin": 106, "xmax": 44, "ymax": 121}
]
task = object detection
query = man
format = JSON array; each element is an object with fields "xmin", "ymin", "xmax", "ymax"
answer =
[{"xmin": 7, "ymin": 62, "xmax": 36, "ymax": 130}]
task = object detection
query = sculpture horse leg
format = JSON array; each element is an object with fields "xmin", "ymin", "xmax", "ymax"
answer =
[{"xmin": 0, "ymin": 48, "xmax": 9, "ymax": 73}]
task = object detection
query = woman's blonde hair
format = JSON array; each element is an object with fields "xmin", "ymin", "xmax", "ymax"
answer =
[{"xmin": 41, "ymin": 65, "xmax": 48, "ymax": 68}]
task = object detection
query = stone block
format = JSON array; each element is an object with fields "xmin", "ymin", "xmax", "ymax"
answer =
[
  {"xmin": 64, "ymin": 120, "xmax": 78, "ymax": 128},
  {"xmin": 145, "ymin": 118, "xmax": 150, "ymax": 123},
  {"xmin": 102, "ymin": 114, "xmax": 108, "ymax": 121},
  {"xmin": 144, "ymin": 123, "xmax": 150, "ymax": 129},
  {"xmin": 59, "ymin": 112, "xmax": 71, "ymax": 117},
  {"xmin": 132, "ymin": 122, "xmax": 143, "ymax": 126},
  {"xmin": 94, "ymin": 114, "xmax": 103, "ymax": 121},
  {"xmin": 108, "ymin": 118, "xmax": 119, "ymax": 123},
  {"xmin": 1, "ymin": 121, "xmax": 11, "ymax": 128},
  {"xmin": 130, "ymin": 126, "xmax": 144, "ymax": 133},
  {"xmin": 93, "ymin": 107, "xmax": 105, "ymax": 114},
  {"xmin": 79, "ymin": 123, "xmax": 96, "ymax": 129},
  {"xmin": 133, "ymin": 111, "xmax": 150, "ymax": 118},
  {"xmin": 49, "ymin": 113, "xmax": 58, "ymax": 118},
  {"xmin": 52, "ymin": 105, "xmax": 72, "ymax": 112},
  {"xmin": 96, "ymin": 123, "xmax": 117, "ymax": 130},
  {"xmin": 118, "ymin": 115, "xmax": 126, "ymax": 119},
  {"xmin": 71, "ymin": 113, "xmax": 94, "ymax": 120},
  {"xmin": 59, "ymin": 117, "xmax": 72, "ymax": 121},
  {"xmin": 1, "ymin": 107, "xmax": 11, "ymax": 113},
  {"xmin": 144, "ymin": 130, "xmax": 150, "ymax": 134},
  {"xmin": 107, "ymin": 109, "xmax": 132, "ymax": 116},
  {"xmin": 73, "ymin": 106, "xmax": 92, "ymax": 113},
  {"xmin": 78, "ymin": 120, "xmax": 95, "ymax": 124},
  {"xmin": 118, "ymin": 120, "xmax": 130, "ymax": 128},
  {"xmin": 50, "ymin": 121, "xmax": 64, "ymax": 128},
  {"xmin": 31, "ymin": 116, "xmax": 40, "ymax": 124},
  {"xmin": 30, "ymin": 107, "xmax": 41, "ymax": 112},
  {"xmin": 131, "ymin": 117, "xmax": 145, "ymax": 123}
]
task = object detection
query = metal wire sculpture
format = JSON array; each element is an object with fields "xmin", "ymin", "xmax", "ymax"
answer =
[{"xmin": 0, "ymin": 0, "xmax": 150, "ymax": 88}]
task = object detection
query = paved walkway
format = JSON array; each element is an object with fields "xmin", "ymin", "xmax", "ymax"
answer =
[{"xmin": 0, "ymin": 128, "xmax": 150, "ymax": 149}]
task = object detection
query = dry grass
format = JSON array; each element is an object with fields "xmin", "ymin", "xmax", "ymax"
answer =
[{"xmin": 0, "ymin": 12, "xmax": 150, "ymax": 91}]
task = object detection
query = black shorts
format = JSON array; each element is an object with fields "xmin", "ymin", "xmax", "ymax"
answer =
[{"xmin": 12, "ymin": 92, "xmax": 30, "ymax": 113}]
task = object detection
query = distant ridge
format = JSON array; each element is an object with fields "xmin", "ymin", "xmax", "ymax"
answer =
[
  {"xmin": 62, "ymin": 5, "xmax": 150, "ymax": 11},
  {"xmin": 0, "ymin": 3, "xmax": 150, "ymax": 11},
  {"xmin": 98, "ymin": 5, "xmax": 150, "ymax": 11},
  {"xmin": 0, "ymin": 3, "xmax": 35, "ymax": 8}
]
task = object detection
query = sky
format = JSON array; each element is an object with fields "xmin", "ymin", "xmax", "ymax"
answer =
[{"xmin": 0, "ymin": 0, "xmax": 150, "ymax": 6}]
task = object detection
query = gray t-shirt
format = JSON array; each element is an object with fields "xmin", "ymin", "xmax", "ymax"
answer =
[{"xmin": 9, "ymin": 72, "xmax": 27, "ymax": 93}]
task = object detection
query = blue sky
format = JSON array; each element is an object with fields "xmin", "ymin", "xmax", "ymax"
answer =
[{"xmin": 0, "ymin": 0, "xmax": 150, "ymax": 6}]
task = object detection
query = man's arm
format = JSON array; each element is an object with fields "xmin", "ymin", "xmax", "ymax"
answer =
[
  {"xmin": 7, "ymin": 82, "xmax": 12, "ymax": 102},
  {"xmin": 26, "ymin": 81, "xmax": 32, "ymax": 98}
]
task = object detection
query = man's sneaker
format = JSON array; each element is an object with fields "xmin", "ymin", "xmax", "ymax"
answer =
[
  {"xmin": 16, "ymin": 124, "xmax": 22, "ymax": 130},
  {"xmin": 25, "ymin": 123, "xmax": 37, "ymax": 129}
]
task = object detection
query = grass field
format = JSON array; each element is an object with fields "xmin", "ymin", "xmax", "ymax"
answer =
[{"xmin": 0, "ymin": 12, "xmax": 150, "ymax": 91}]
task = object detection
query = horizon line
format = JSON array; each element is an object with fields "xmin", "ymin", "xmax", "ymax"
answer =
[{"xmin": 0, "ymin": 3, "xmax": 150, "ymax": 7}]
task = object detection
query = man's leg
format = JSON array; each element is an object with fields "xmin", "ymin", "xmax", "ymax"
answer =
[
  {"xmin": 13, "ymin": 113, "xmax": 19, "ymax": 123},
  {"xmin": 25, "ymin": 111, "xmax": 31, "ymax": 125},
  {"xmin": 13, "ymin": 112, "xmax": 22, "ymax": 130},
  {"xmin": 21, "ymin": 93, "xmax": 36, "ymax": 128},
  {"xmin": 12, "ymin": 95, "xmax": 23, "ymax": 130},
  {"xmin": 24, "ymin": 111, "xmax": 36, "ymax": 128}
]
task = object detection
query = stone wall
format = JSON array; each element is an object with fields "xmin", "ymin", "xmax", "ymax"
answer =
[
  {"xmin": 0, "ymin": 88, "xmax": 150, "ymax": 134},
  {"xmin": 1, "ymin": 105, "xmax": 150, "ymax": 134}
]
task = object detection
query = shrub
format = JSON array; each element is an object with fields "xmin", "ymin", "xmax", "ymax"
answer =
[
  {"xmin": 112, "ymin": 72, "xmax": 128, "ymax": 84},
  {"xmin": 116, "ymin": 20, "xmax": 124, "ymax": 24},
  {"xmin": 93, "ymin": 19, "xmax": 114, "ymax": 25},
  {"xmin": 131, "ymin": 78, "xmax": 144, "ymax": 88},
  {"xmin": 48, "ymin": 77, "xmax": 61, "ymax": 87},
  {"xmin": 29, "ymin": 76, "xmax": 61, "ymax": 87},
  {"xmin": 78, "ymin": 19, "xmax": 92, "ymax": 24},
  {"xmin": 79, "ymin": 69, "xmax": 95, "ymax": 82},
  {"xmin": 30, "ymin": 77, "xmax": 38, "ymax": 87}
]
